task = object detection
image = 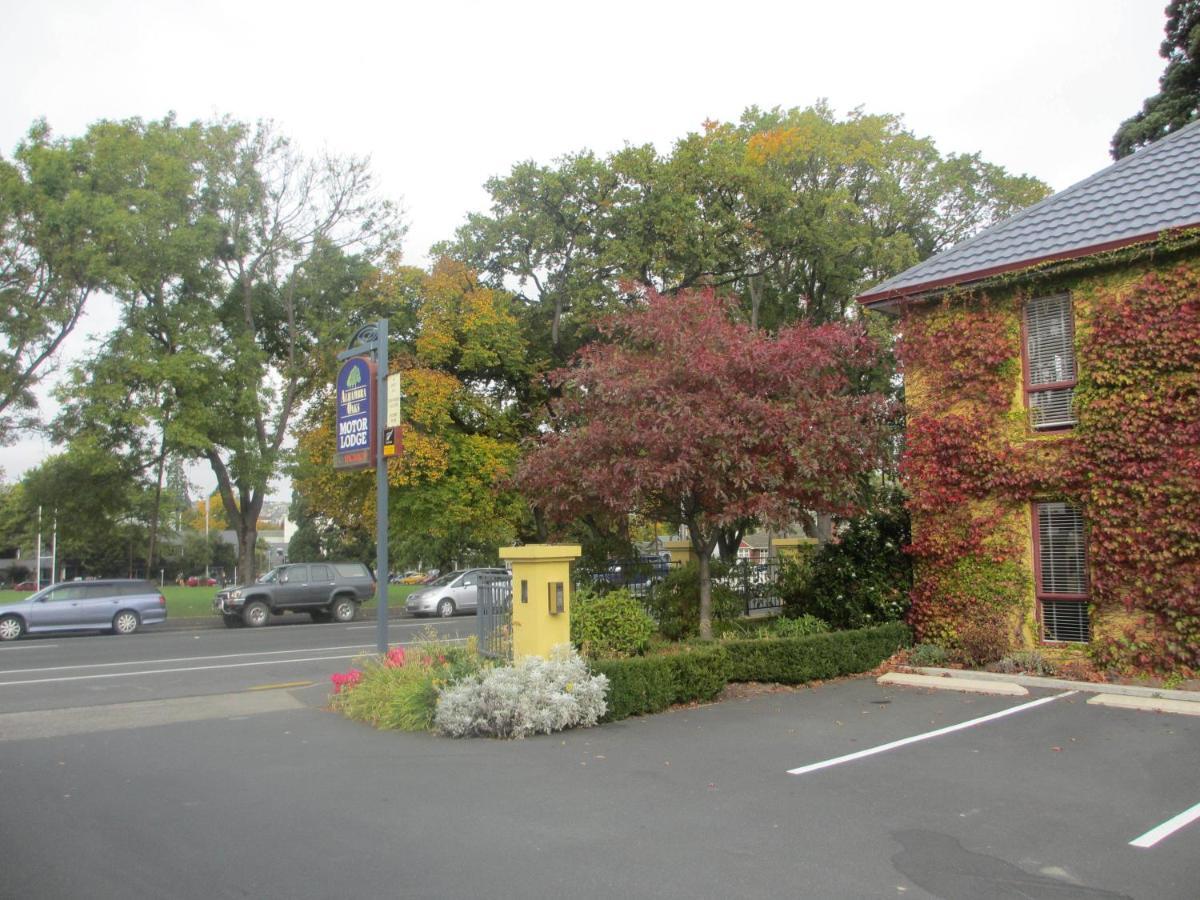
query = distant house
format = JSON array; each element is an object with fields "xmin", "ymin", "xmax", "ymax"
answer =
[{"xmin": 857, "ymin": 121, "xmax": 1200, "ymax": 672}]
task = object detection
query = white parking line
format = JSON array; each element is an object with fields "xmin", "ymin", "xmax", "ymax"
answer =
[
  {"xmin": 788, "ymin": 691, "xmax": 1077, "ymax": 776},
  {"xmin": 0, "ymin": 637, "xmax": 470, "ymax": 687},
  {"xmin": 1130, "ymin": 801, "xmax": 1200, "ymax": 848}
]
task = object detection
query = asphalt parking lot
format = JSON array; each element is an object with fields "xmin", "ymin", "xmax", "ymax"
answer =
[{"xmin": 1, "ymin": 669, "xmax": 1197, "ymax": 899}]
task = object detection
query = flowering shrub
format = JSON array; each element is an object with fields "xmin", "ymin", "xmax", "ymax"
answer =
[
  {"xmin": 330, "ymin": 632, "xmax": 482, "ymax": 731},
  {"xmin": 434, "ymin": 645, "xmax": 608, "ymax": 739},
  {"xmin": 330, "ymin": 669, "xmax": 363, "ymax": 694}
]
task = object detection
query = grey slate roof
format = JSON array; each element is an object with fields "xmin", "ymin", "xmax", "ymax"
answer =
[{"xmin": 858, "ymin": 119, "xmax": 1200, "ymax": 306}]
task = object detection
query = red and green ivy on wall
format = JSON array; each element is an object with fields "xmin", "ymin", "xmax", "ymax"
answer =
[{"xmin": 897, "ymin": 259, "xmax": 1200, "ymax": 675}]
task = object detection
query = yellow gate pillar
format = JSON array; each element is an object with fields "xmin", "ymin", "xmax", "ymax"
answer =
[
  {"xmin": 772, "ymin": 536, "xmax": 818, "ymax": 559},
  {"xmin": 499, "ymin": 544, "xmax": 582, "ymax": 660},
  {"xmin": 663, "ymin": 539, "xmax": 697, "ymax": 567}
]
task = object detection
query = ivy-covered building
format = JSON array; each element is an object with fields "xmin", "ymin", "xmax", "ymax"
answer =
[{"xmin": 856, "ymin": 120, "xmax": 1200, "ymax": 674}]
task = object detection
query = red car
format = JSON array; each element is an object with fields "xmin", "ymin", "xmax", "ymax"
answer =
[
  {"xmin": 11, "ymin": 581, "xmax": 36, "ymax": 592},
  {"xmin": 186, "ymin": 575, "xmax": 218, "ymax": 587}
]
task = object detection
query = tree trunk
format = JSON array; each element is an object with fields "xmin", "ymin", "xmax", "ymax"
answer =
[
  {"xmin": 145, "ymin": 428, "xmax": 168, "ymax": 577},
  {"xmin": 689, "ymin": 527, "xmax": 718, "ymax": 640},
  {"xmin": 716, "ymin": 520, "xmax": 750, "ymax": 563},
  {"xmin": 814, "ymin": 511, "xmax": 834, "ymax": 544},
  {"xmin": 697, "ymin": 549, "xmax": 714, "ymax": 640},
  {"xmin": 207, "ymin": 449, "xmax": 265, "ymax": 584},
  {"xmin": 748, "ymin": 274, "xmax": 763, "ymax": 331}
]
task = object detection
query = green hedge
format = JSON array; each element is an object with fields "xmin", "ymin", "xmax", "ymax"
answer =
[
  {"xmin": 592, "ymin": 623, "xmax": 910, "ymax": 722},
  {"xmin": 590, "ymin": 645, "xmax": 730, "ymax": 722},
  {"xmin": 723, "ymin": 622, "xmax": 909, "ymax": 684}
]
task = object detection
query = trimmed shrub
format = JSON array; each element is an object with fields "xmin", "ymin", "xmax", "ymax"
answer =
[
  {"xmin": 571, "ymin": 586, "xmax": 655, "ymax": 658},
  {"xmin": 590, "ymin": 645, "xmax": 730, "ymax": 721},
  {"xmin": 665, "ymin": 645, "xmax": 731, "ymax": 704},
  {"xmin": 434, "ymin": 646, "xmax": 608, "ymax": 739},
  {"xmin": 723, "ymin": 622, "xmax": 910, "ymax": 684},
  {"xmin": 589, "ymin": 655, "xmax": 678, "ymax": 721}
]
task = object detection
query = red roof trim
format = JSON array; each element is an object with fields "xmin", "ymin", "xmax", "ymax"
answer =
[{"xmin": 856, "ymin": 224, "xmax": 1200, "ymax": 307}]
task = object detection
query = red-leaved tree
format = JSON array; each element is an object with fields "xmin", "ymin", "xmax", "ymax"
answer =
[{"xmin": 516, "ymin": 288, "xmax": 890, "ymax": 638}]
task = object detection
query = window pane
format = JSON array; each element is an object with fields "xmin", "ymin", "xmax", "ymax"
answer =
[
  {"xmin": 1037, "ymin": 502, "xmax": 1087, "ymax": 594},
  {"xmin": 1042, "ymin": 599, "xmax": 1090, "ymax": 642},
  {"xmin": 1026, "ymin": 294, "xmax": 1076, "ymax": 386},
  {"xmin": 1029, "ymin": 387, "xmax": 1077, "ymax": 429}
]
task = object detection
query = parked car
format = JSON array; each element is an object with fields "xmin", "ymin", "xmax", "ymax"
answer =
[
  {"xmin": 11, "ymin": 581, "xmax": 36, "ymax": 592},
  {"xmin": 186, "ymin": 575, "xmax": 218, "ymax": 587},
  {"xmin": 405, "ymin": 568, "xmax": 508, "ymax": 617},
  {"xmin": 592, "ymin": 555, "xmax": 672, "ymax": 587},
  {"xmin": 400, "ymin": 571, "xmax": 428, "ymax": 585},
  {"xmin": 213, "ymin": 562, "xmax": 375, "ymax": 628},
  {"xmin": 0, "ymin": 580, "xmax": 168, "ymax": 641}
]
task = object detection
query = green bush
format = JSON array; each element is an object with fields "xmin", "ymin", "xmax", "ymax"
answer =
[
  {"xmin": 907, "ymin": 643, "xmax": 950, "ymax": 667},
  {"xmin": 723, "ymin": 622, "xmax": 910, "ymax": 684},
  {"xmin": 590, "ymin": 655, "xmax": 678, "ymax": 721},
  {"xmin": 590, "ymin": 645, "xmax": 730, "ymax": 721},
  {"xmin": 571, "ymin": 586, "xmax": 655, "ymax": 658},
  {"xmin": 645, "ymin": 561, "xmax": 743, "ymax": 640},
  {"xmin": 666, "ymin": 645, "xmax": 731, "ymax": 704},
  {"xmin": 783, "ymin": 493, "xmax": 912, "ymax": 629}
]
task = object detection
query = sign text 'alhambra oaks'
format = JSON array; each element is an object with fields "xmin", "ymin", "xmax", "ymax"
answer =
[{"xmin": 334, "ymin": 356, "xmax": 375, "ymax": 469}]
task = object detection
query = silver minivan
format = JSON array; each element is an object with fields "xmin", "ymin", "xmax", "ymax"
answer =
[
  {"xmin": 0, "ymin": 580, "xmax": 168, "ymax": 640},
  {"xmin": 404, "ymin": 568, "xmax": 509, "ymax": 617}
]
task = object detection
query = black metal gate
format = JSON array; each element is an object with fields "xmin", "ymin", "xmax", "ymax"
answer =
[{"xmin": 476, "ymin": 573, "xmax": 513, "ymax": 660}]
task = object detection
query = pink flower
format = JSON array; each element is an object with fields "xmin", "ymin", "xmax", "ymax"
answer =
[
  {"xmin": 331, "ymin": 669, "xmax": 364, "ymax": 693},
  {"xmin": 385, "ymin": 646, "xmax": 407, "ymax": 668}
]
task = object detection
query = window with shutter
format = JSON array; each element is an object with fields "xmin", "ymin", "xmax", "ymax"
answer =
[
  {"xmin": 1033, "ymin": 501, "xmax": 1089, "ymax": 642},
  {"xmin": 1023, "ymin": 293, "xmax": 1078, "ymax": 430}
]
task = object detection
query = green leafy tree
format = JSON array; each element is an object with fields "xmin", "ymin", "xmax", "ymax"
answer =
[
  {"xmin": 438, "ymin": 152, "xmax": 622, "ymax": 360},
  {"xmin": 16, "ymin": 443, "xmax": 153, "ymax": 577},
  {"xmin": 293, "ymin": 259, "xmax": 531, "ymax": 571},
  {"xmin": 0, "ymin": 122, "xmax": 110, "ymax": 442},
  {"xmin": 1112, "ymin": 1, "xmax": 1200, "ymax": 158},
  {"xmin": 54, "ymin": 116, "xmax": 401, "ymax": 582}
]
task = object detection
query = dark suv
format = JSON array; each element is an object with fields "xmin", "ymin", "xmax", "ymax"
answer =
[{"xmin": 214, "ymin": 562, "xmax": 375, "ymax": 628}]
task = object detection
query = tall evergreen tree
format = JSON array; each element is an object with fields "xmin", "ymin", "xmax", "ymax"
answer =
[{"xmin": 1112, "ymin": 0, "xmax": 1200, "ymax": 158}]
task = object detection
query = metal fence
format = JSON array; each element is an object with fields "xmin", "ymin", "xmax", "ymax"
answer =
[
  {"xmin": 476, "ymin": 573, "xmax": 513, "ymax": 660},
  {"xmin": 717, "ymin": 559, "xmax": 786, "ymax": 616},
  {"xmin": 574, "ymin": 556, "xmax": 788, "ymax": 617}
]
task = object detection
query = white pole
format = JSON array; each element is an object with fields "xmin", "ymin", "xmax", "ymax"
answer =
[
  {"xmin": 36, "ymin": 505, "xmax": 42, "ymax": 590},
  {"xmin": 205, "ymin": 497, "xmax": 210, "ymax": 579}
]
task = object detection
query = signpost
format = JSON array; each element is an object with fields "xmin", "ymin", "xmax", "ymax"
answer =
[
  {"xmin": 334, "ymin": 356, "xmax": 376, "ymax": 469},
  {"xmin": 337, "ymin": 320, "xmax": 390, "ymax": 654}
]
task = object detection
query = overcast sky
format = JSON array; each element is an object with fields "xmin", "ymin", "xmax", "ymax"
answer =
[{"xmin": 0, "ymin": 0, "xmax": 1169, "ymax": 498}]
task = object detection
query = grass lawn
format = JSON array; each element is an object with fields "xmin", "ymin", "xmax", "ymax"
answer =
[{"xmin": 0, "ymin": 584, "xmax": 423, "ymax": 621}]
